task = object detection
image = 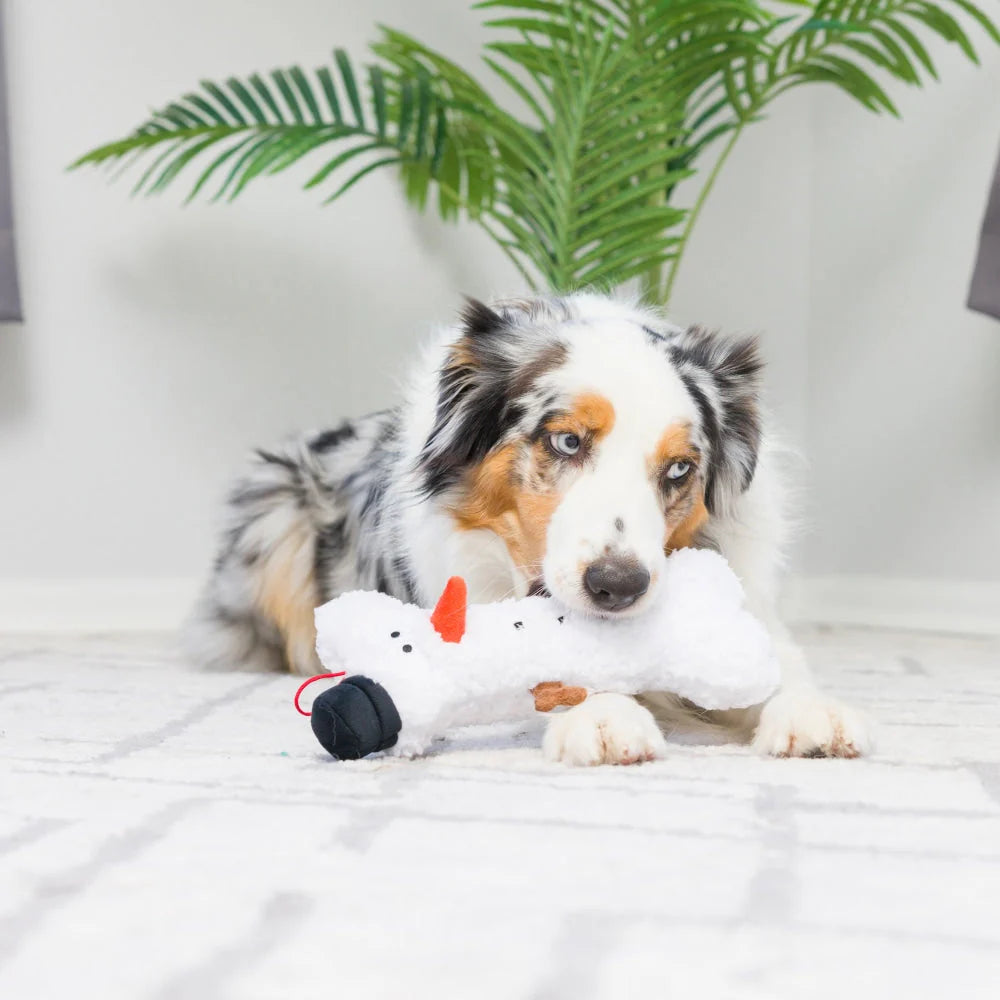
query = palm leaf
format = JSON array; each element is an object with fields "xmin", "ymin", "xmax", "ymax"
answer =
[
  {"xmin": 70, "ymin": 49, "xmax": 462, "ymax": 207},
  {"xmin": 71, "ymin": 0, "xmax": 1000, "ymax": 302}
]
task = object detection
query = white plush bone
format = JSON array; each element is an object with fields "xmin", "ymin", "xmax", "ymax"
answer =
[{"xmin": 314, "ymin": 547, "xmax": 779, "ymax": 757}]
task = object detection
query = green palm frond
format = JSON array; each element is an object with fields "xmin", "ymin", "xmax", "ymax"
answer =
[
  {"xmin": 375, "ymin": 0, "xmax": 779, "ymax": 290},
  {"xmin": 678, "ymin": 0, "xmax": 1000, "ymax": 155},
  {"xmin": 71, "ymin": 50, "xmax": 462, "ymax": 207},
  {"xmin": 654, "ymin": 0, "xmax": 1000, "ymax": 299},
  {"xmin": 70, "ymin": 0, "xmax": 999, "ymax": 303},
  {"xmin": 755, "ymin": 0, "xmax": 999, "ymax": 112}
]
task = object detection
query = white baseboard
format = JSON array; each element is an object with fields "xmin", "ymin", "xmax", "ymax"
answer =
[
  {"xmin": 0, "ymin": 575, "xmax": 997, "ymax": 636},
  {"xmin": 781, "ymin": 575, "xmax": 1000, "ymax": 636},
  {"xmin": 0, "ymin": 578, "xmax": 201, "ymax": 632}
]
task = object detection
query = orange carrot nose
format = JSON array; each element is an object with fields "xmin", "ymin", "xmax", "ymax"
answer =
[{"xmin": 430, "ymin": 576, "xmax": 467, "ymax": 643}]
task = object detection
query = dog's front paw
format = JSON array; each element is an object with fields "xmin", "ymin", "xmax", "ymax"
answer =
[
  {"xmin": 543, "ymin": 693, "xmax": 667, "ymax": 766},
  {"xmin": 751, "ymin": 687, "xmax": 874, "ymax": 759}
]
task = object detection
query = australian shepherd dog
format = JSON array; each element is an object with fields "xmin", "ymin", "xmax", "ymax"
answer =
[{"xmin": 188, "ymin": 292, "xmax": 871, "ymax": 764}]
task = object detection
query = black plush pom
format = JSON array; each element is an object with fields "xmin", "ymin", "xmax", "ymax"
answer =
[{"xmin": 310, "ymin": 675, "xmax": 402, "ymax": 760}]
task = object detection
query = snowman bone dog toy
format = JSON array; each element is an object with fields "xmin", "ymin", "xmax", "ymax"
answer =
[
  {"xmin": 300, "ymin": 547, "xmax": 780, "ymax": 760},
  {"xmin": 300, "ymin": 548, "xmax": 780, "ymax": 760}
]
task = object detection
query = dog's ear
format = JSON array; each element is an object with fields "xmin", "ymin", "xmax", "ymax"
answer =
[
  {"xmin": 460, "ymin": 297, "xmax": 507, "ymax": 338},
  {"xmin": 668, "ymin": 327, "xmax": 763, "ymax": 516},
  {"xmin": 419, "ymin": 296, "xmax": 571, "ymax": 497},
  {"xmin": 418, "ymin": 299, "xmax": 520, "ymax": 497}
]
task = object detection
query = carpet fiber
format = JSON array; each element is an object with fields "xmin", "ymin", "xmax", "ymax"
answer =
[{"xmin": 2, "ymin": 626, "xmax": 999, "ymax": 999}]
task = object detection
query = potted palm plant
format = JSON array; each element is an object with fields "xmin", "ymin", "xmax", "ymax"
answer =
[{"xmin": 71, "ymin": 0, "xmax": 998, "ymax": 303}]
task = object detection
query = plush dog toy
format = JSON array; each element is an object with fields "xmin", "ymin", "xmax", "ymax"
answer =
[{"xmin": 300, "ymin": 548, "xmax": 780, "ymax": 760}]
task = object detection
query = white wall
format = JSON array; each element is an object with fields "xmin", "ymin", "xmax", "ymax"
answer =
[
  {"xmin": 666, "ymin": 90, "xmax": 815, "ymax": 450},
  {"xmin": 0, "ymin": 1, "xmax": 997, "ymax": 630},
  {"xmin": 0, "ymin": 0, "xmax": 519, "ymax": 596},
  {"xmin": 679, "ymin": 38, "xmax": 1000, "ymax": 631},
  {"xmin": 807, "ymin": 44, "xmax": 1000, "ymax": 584}
]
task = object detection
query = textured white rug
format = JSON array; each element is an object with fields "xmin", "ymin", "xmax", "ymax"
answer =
[{"xmin": 2, "ymin": 626, "xmax": 999, "ymax": 1000}]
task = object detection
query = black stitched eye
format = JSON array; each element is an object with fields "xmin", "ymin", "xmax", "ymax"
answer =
[
  {"xmin": 557, "ymin": 615, "xmax": 564, "ymax": 623},
  {"xmin": 390, "ymin": 631, "xmax": 400, "ymax": 638},
  {"xmin": 514, "ymin": 621, "xmax": 524, "ymax": 630},
  {"xmin": 402, "ymin": 644, "xmax": 412, "ymax": 653}
]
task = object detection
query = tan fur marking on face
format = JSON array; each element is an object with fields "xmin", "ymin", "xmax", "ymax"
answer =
[
  {"xmin": 667, "ymin": 495, "xmax": 709, "ymax": 551},
  {"xmin": 255, "ymin": 524, "xmax": 321, "ymax": 676},
  {"xmin": 453, "ymin": 444, "xmax": 519, "ymax": 525},
  {"xmin": 547, "ymin": 392, "xmax": 616, "ymax": 441},
  {"xmin": 650, "ymin": 422, "xmax": 709, "ymax": 553},
  {"xmin": 452, "ymin": 444, "xmax": 560, "ymax": 579},
  {"xmin": 651, "ymin": 422, "xmax": 696, "ymax": 471}
]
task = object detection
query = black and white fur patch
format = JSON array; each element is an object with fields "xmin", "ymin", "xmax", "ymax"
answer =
[{"xmin": 188, "ymin": 293, "xmax": 765, "ymax": 675}]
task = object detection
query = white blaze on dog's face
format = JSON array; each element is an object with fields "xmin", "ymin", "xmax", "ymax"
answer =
[
  {"xmin": 538, "ymin": 322, "xmax": 706, "ymax": 614},
  {"xmin": 418, "ymin": 295, "xmax": 762, "ymax": 617}
]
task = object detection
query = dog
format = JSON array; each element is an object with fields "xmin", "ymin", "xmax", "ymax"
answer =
[{"xmin": 187, "ymin": 292, "xmax": 872, "ymax": 764}]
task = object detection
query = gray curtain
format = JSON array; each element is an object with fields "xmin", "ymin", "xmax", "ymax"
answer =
[
  {"xmin": 0, "ymin": 4, "xmax": 20, "ymax": 322},
  {"xmin": 968, "ymin": 140, "xmax": 1000, "ymax": 321}
]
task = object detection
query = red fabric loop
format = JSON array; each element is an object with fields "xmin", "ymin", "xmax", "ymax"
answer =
[{"xmin": 293, "ymin": 671, "xmax": 346, "ymax": 717}]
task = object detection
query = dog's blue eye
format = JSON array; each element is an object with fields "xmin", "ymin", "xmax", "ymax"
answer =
[
  {"xmin": 549, "ymin": 432, "xmax": 581, "ymax": 457},
  {"xmin": 666, "ymin": 461, "xmax": 691, "ymax": 480}
]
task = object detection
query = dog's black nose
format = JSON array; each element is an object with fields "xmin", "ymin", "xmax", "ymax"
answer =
[{"xmin": 583, "ymin": 558, "xmax": 650, "ymax": 611}]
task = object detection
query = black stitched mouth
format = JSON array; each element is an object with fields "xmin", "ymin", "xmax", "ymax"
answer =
[{"xmin": 527, "ymin": 580, "xmax": 551, "ymax": 598}]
